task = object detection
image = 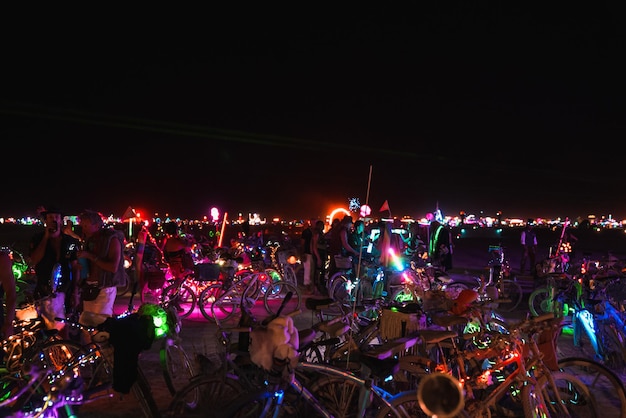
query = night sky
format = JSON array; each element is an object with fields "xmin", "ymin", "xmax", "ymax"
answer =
[{"xmin": 2, "ymin": 7, "xmax": 625, "ymax": 221}]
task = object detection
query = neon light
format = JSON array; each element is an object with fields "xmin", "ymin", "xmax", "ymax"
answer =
[{"xmin": 329, "ymin": 207, "xmax": 350, "ymax": 226}]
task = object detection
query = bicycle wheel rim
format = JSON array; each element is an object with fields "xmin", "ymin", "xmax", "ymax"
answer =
[
  {"xmin": 496, "ymin": 279, "xmax": 523, "ymax": 312},
  {"xmin": 198, "ymin": 284, "xmax": 224, "ymax": 322},
  {"xmin": 168, "ymin": 376, "xmax": 243, "ymax": 416},
  {"xmin": 264, "ymin": 281, "xmax": 301, "ymax": 316},
  {"xmin": 161, "ymin": 341, "xmax": 194, "ymax": 395},
  {"xmin": 558, "ymin": 357, "xmax": 626, "ymax": 418},
  {"xmin": 529, "ymin": 287, "xmax": 552, "ymax": 317}
]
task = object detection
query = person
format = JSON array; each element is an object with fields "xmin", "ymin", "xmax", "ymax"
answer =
[
  {"xmin": 0, "ymin": 249, "xmax": 16, "ymax": 340},
  {"xmin": 161, "ymin": 221, "xmax": 194, "ymax": 284},
  {"xmin": 63, "ymin": 219, "xmax": 83, "ymax": 241},
  {"xmin": 348, "ymin": 219, "xmax": 369, "ymax": 263},
  {"xmin": 29, "ymin": 206, "xmax": 80, "ymax": 338},
  {"xmin": 520, "ymin": 219, "xmax": 538, "ymax": 275},
  {"xmin": 77, "ymin": 209, "xmax": 128, "ymax": 329},
  {"xmin": 561, "ymin": 226, "xmax": 579, "ymax": 267},
  {"xmin": 401, "ymin": 222, "xmax": 427, "ymax": 264},
  {"xmin": 135, "ymin": 225, "xmax": 165, "ymax": 303},
  {"xmin": 428, "ymin": 220, "xmax": 453, "ymax": 272},
  {"xmin": 311, "ymin": 220, "xmax": 328, "ymax": 295},
  {"xmin": 326, "ymin": 215, "xmax": 359, "ymax": 278},
  {"xmin": 299, "ymin": 218, "xmax": 316, "ymax": 295}
]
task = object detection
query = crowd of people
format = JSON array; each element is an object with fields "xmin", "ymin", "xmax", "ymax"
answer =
[
  {"xmin": 0, "ymin": 205, "xmax": 461, "ymax": 343},
  {"xmin": 296, "ymin": 214, "xmax": 454, "ymax": 296}
]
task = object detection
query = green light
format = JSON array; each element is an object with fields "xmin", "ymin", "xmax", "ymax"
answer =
[{"xmin": 138, "ymin": 303, "xmax": 170, "ymax": 339}]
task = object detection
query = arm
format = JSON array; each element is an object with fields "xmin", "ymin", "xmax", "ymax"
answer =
[
  {"xmin": 340, "ymin": 230, "xmax": 358, "ymax": 257},
  {"xmin": 0, "ymin": 252, "xmax": 16, "ymax": 338},
  {"xmin": 86, "ymin": 236, "xmax": 122, "ymax": 274},
  {"xmin": 311, "ymin": 232, "xmax": 321, "ymax": 267}
]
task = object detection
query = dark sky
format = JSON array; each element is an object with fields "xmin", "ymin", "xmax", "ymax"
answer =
[{"xmin": 2, "ymin": 7, "xmax": 625, "ymax": 221}]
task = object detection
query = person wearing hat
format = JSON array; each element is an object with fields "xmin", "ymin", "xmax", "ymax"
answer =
[{"xmin": 29, "ymin": 206, "xmax": 81, "ymax": 338}]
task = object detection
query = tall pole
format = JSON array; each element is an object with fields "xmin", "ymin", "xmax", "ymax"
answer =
[{"xmin": 218, "ymin": 212, "xmax": 228, "ymax": 248}]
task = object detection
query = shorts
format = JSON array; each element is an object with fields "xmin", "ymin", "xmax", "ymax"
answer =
[{"xmin": 80, "ymin": 286, "xmax": 117, "ymax": 327}]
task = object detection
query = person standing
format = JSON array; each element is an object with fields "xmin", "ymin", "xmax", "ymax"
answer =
[
  {"xmin": 0, "ymin": 249, "xmax": 16, "ymax": 339},
  {"xmin": 311, "ymin": 220, "xmax": 328, "ymax": 295},
  {"xmin": 77, "ymin": 209, "xmax": 127, "ymax": 328},
  {"xmin": 299, "ymin": 218, "xmax": 316, "ymax": 295},
  {"xmin": 161, "ymin": 221, "xmax": 194, "ymax": 284},
  {"xmin": 520, "ymin": 219, "xmax": 538, "ymax": 275},
  {"xmin": 326, "ymin": 215, "xmax": 359, "ymax": 278},
  {"xmin": 428, "ymin": 220, "xmax": 453, "ymax": 272},
  {"xmin": 29, "ymin": 206, "xmax": 80, "ymax": 338}
]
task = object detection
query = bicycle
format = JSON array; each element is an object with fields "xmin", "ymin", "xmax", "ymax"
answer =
[
  {"xmin": 207, "ymin": 267, "xmax": 301, "ymax": 327},
  {"xmin": 197, "ymin": 296, "xmax": 415, "ymax": 418},
  {"xmin": 392, "ymin": 312, "xmax": 599, "ymax": 417},
  {"xmin": 327, "ymin": 257, "xmax": 384, "ymax": 306}
]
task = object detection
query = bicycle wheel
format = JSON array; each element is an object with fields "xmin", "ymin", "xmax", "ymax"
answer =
[
  {"xmin": 198, "ymin": 283, "xmax": 227, "ymax": 322},
  {"xmin": 307, "ymin": 375, "xmax": 361, "ymax": 418},
  {"xmin": 328, "ymin": 273, "xmax": 355, "ymax": 305},
  {"xmin": 216, "ymin": 387, "xmax": 276, "ymax": 418},
  {"xmin": 167, "ymin": 375, "xmax": 243, "ymax": 417},
  {"xmin": 596, "ymin": 320, "xmax": 626, "ymax": 372},
  {"xmin": 211, "ymin": 288, "xmax": 241, "ymax": 324},
  {"xmin": 528, "ymin": 287, "xmax": 553, "ymax": 317},
  {"xmin": 281, "ymin": 264, "xmax": 298, "ymax": 286},
  {"xmin": 162, "ymin": 282, "xmax": 197, "ymax": 319},
  {"xmin": 558, "ymin": 357, "xmax": 626, "ymax": 418},
  {"xmin": 495, "ymin": 279, "xmax": 523, "ymax": 312},
  {"xmin": 160, "ymin": 339, "xmax": 194, "ymax": 396},
  {"xmin": 263, "ymin": 280, "xmax": 301, "ymax": 316},
  {"xmin": 539, "ymin": 371, "xmax": 599, "ymax": 417},
  {"xmin": 27, "ymin": 338, "xmax": 83, "ymax": 373},
  {"xmin": 521, "ymin": 381, "xmax": 551, "ymax": 417},
  {"xmin": 443, "ymin": 282, "xmax": 471, "ymax": 300},
  {"xmin": 132, "ymin": 367, "xmax": 161, "ymax": 418}
]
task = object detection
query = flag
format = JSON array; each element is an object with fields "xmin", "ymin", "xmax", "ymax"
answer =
[{"xmin": 379, "ymin": 200, "xmax": 390, "ymax": 213}]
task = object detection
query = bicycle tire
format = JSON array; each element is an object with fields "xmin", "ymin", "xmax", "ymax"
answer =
[
  {"xmin": 216, "ymin": 386, "xmax": 276, "ymax": 418},
  {"xmin": 166, "ymin": 375, "xmax": 243, "ymax": 417},
  {"xmin": 211, "ymin": 287, "xmax": 241, "ymax": 324},
  {"xmin": 495, "ymin": 278, "xmax": 523, "ymax": 312},
  {"xmin": 528, "ymin": 286, "xmax": 553, "ymax": 317},
  {"xmin": 160, "ymin": 339, "xmax": 194, "ymax": 396},
  {"xmin": 597, "ymin": 320, "xmax": 626, "ymax": 372},
  {"xmin": 307, "ymin": 375, "xmax": 361, "ymax": 417},
  {"xmin": 329, "ymin": 273, "xmax": 359, "ymax": 305},
  {"xmin": 281, "ymin": 264, "xmax": 298, "ymax": 286},
  {"xmin": 263, "ymin": 280, "xmax": 301, "ymax": 316},
  {"xmin": 539, "ymin": 370, "xmax": 599, "ymax": 417},
  {"xmin": 26, "ymin": 338, "xmax": 83, "ymax": 374},
  {"xmin": 162, "ymin": 282, "xmax": 197, "ymax": 319},
  {"xmin": 558, "ymin": 357, "xmax": 626, "ymax": 418},
  {"xmin": 521, "ymin": 380, "xmax": 551, "ymax": 417},
  {"xmin": 443, "ymin": 282, "xmax": 471, "ymax": 300},
  {"xmin": 376, "ymin": 389, "xmax": 428, "ymax": 418},
  {"xmin": 132, "ymin": 366, "xmax": 161, "ymax": 418},
  {"xmin": 198, "ymin": 283, "xmax": 227, "ymax": 322}
]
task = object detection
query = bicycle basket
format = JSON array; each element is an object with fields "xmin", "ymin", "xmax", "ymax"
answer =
[
  {"xmin": 194, "ymin": 263, "xmax": 221, "ymax": 281},
  {"xmin": 334, "ymin": 255, "xmax": 352, "ymax": 269}
]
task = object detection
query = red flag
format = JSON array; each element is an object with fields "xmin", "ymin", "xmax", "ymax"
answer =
[{"xmin": 379, "ymin": 200, "xmax": 390, "ymax": 212}]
